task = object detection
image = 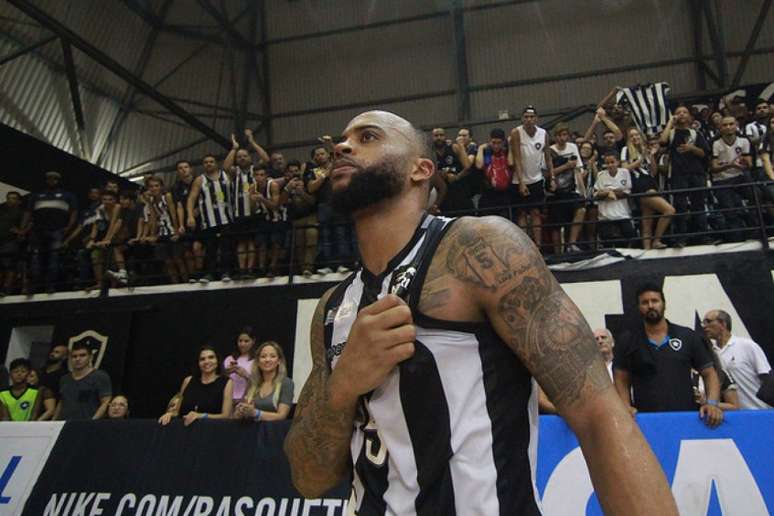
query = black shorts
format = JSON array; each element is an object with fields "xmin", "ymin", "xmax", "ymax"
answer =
[
  {"xmin": 255, "ymin": 221, "xmax": 289, "ymax": 247},
  {"xmin": 514, "ymin": 180, "xmax": 546, "ymax": 209},
  {"xmin": 0, "ymin": 241, "xmax": 19, "ymax": 269},
  {"xmin": 154, "ymin": 236, "xmax": 183, "ymax": 260},
  {"xmin": 549, "ymin": 192, "xmax": 584, "ymax": 225},
  {"xmin": 229, "ymin": 216, "xmax": 261, "ymax": 240}
]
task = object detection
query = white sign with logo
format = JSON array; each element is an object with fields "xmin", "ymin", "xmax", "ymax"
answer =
[{"xmin": 0, "ymin": 422, "xmax": 64, "ymax": 515}]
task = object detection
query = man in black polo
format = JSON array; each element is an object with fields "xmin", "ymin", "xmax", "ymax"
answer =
[{"xmin": 613, "ymin": 283, "xmax": 724, "ymax": 428}]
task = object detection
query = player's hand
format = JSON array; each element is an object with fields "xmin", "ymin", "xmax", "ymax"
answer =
[
  {"xmin": 231, "ymin": 133, "xmax": 239, "ymax": 149},
  {"xmin": 187, "ymin": 216, "xmax": 196, "ymax": 230},
  {"xmin": 158, "ymin": 412, "xmax": 174, "ymax": 426},
  {"xmin": 518, "ymin": 183, "xmax": 529, "ymax": 197},
  {"xmin": 596, "ymin": 107, "xmax": 607, "ymax": 118},
  {"xmin": 330, "ymin": 294, "xmax": 416, "ymax": 400},
  {"xmin": 244, "ymin": 128, "xmax": 254, "ymax": 140},
  {"xmin": 700, "ymin": 404, "xmax": 723, "ymax": 428}
]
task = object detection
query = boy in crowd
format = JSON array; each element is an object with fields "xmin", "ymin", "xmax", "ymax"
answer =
[
  {"xmin": 251, "ymin": 164, "xmax": 289, "ymax": 278},
  {"xmin": 0, "ymin": 191, "xmax": 24, "ymax": 296},
  {"xmin": 0, "ymin": 358, "xmax": 41, "ymax": 421},
  {"xmin": 146, "ymin": 176, "xmax": 187, "ymax": 283},
  {"xmin": 548, "ymin": 123, "xmax": 586, "ymax": 253},
  {"xmin": 711, "ymin": 116, "xmax": 753, "ymax": 242},
  {"xmin": 86, "ymin": 190, "xmax": 127, "ymax": 290},
  {"xmin": 594, "ymin": 152, "xmax": 635, "ymax": 247},
  {"xmin": 172, "ymin": 160, "xmax": 204, "ymax": 281},
  {"xmin": 186, "ymin": 154, "xmax": 234, "ymax": 283},
  {"xmin": 55, "ymin": 341, "xmax": 111, "ymax": 420}
]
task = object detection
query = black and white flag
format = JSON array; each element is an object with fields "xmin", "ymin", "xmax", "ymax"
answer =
[{"xmin": 616, "ymin": 82, "xmax": 671, "ymax": 136}]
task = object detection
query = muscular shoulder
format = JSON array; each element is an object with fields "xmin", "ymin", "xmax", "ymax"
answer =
[{"xmin": 419, "ymin": 216, "xmax": 544, "ymax": 320}]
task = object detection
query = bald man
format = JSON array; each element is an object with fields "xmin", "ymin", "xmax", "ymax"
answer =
[
  {"xmin": 594, "ymin": 328, "xmax": 615, "ymax": 379},
  {"xmin": 284, "ymin": 111, "xmax": 676, "ymax": 515}
]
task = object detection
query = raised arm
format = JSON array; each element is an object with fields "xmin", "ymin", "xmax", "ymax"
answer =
[
  {"xmin": 223, "ymin": 134, "xmax": 239, "ymax": 174},
  {"xmin": 245, "ymin": 128, "xmax": 271, "ymax": 164},
  {"xmin": 284, "ymin": 288, "xmax": 355, "ymax": 497},
  {"xmin": 444, "ymin": 217, "xmax": 677, "ymax": 515}
]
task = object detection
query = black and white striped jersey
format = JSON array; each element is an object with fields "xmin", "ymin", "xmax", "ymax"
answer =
[
  {"xmin": 265, "ymin": 178, "xmax": 288, "ymax": 223},
  {"xmin": 152, "ymin": 195, "xmax": 175, "ymax": 237},
  {"xmin": 232, "ymin": 166, "xmax": 256, "ymax": 219},
  {"xmin": 197, "ymin": 170, "xmax": 232, "ymax": 230},
  {"xmin": 323, "ymin": 215, "xmax": 542, "ymax": 516}
]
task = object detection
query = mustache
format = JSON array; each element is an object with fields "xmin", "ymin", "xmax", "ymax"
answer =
[{"xmin": 332, "ymin": 157, "xmax": 361, "ymax": 170}]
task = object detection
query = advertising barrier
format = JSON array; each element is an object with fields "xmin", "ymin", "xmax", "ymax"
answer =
[{"xmin": 2, "ymin": 411, "xmax": 772, "ymax": 515}]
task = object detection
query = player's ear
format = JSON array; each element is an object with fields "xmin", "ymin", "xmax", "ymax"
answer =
[{"xmin": 409, "ymin": 158, "xmax": 434, "ymax": 184}]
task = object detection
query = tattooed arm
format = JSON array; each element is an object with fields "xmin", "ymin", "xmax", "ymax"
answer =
[
  {"xmin": 284, "ymin": 288, "xmax": 354, "ymax": 497},
  {"xmin": 442, "ymin": 216, "xmax": 677, "ymax": 516}
]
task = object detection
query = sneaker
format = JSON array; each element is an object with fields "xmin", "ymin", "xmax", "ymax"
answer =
[
  {"xmin": 566, "ymin": 244, "xmax": 582, "ymax": 253},
  {"xmin": 337, "ymin": 265, "xmax": 350, "ymax": 273},
  {"xmin": 673, "ymin": 240, "xmax": 687, "ymax": 249},
  {"xmin": 317, "ymin": 267, "xmax": 333, "ymax": 275},
  {"xmin": 199, "ymin": 275, "xmax": 213, "ymax": 284},
  {"xmin": 114, "ymin": 269, "xmax": 128, "ymax": 285},
  {"xmin": 188, "ymin": 277, "xmax": 198, "ymax": 284},
  {"xmin": 242, "ymin": 270, "xmax": 256, "ymax": 280},
  {"xmin": 221, "ymin": 274, "xmax": 232, "ymax": 282},
  {"xmin": 266, "ymin": 271, "xmax": 276, "ymax": 280},
  {"xmin": 302, "ymin": 269, "xmax": 313, "ymax": 278}
]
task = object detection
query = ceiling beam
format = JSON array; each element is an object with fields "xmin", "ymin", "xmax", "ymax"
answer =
[
  {"xmin": 7, "ymin": 0, "xmax": 230, "ymax": 148},
  {"xmin": 0, "ymin": 34, "xmax": 56, "ymax": 66},
  {"xmin": 59, "ymin": 39, "xmax": 85, "ymax": 131},
  {"xmin": 731, "ymin": 0, "xmax": 772, "ymax": 87}
]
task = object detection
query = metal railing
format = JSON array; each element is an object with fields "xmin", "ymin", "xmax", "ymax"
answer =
[{"xmin": 3, "ymin": 179, "xmax": 773, "ymax": 297}]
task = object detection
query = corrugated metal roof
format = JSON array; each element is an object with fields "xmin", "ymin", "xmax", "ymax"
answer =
[{"xmin": 1, "ymin": 0, "xmax": 773, "ymax": 180}]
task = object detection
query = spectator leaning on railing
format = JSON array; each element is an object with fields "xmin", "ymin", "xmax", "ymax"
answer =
[
  {"xmin": 613, "ymin": 283, "xmax": 723, "ymax": 428},
  {"xmin": 234, "ymin": 341, "xmax": 293, "ymax": 422},
  {"xmin": 55, "ymin": 341, "xmax": 112, "ymax": 421}
]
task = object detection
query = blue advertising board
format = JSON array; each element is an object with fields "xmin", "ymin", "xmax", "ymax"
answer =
[{"xmin": 537, "ymin": 411, "xmax": 774, "ymax": 515}]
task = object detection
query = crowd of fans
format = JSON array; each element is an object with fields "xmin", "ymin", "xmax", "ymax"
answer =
[
  {"xmin": 2, "ymin": 88, "xmax": 774, "ymax": 295},
  {"xmin": 0, "ymin": 326, "xmax": 294, "ymax": 423},
  {"xmin": 2, "ymin": 301, "xmax": 769, "ymax": 423}
]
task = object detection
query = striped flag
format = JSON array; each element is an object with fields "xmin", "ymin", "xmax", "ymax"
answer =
[{"xmin": 616, "ymin": 82, "xmax": 671, "ymax": 136}]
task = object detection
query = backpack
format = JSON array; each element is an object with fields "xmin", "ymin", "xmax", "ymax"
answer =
[{"xmin": 484, "ymin": 150, "xmax": 511, "ymax": 191}]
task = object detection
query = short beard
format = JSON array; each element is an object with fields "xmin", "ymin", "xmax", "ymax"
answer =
[
  {"xmin": 330, "ymin": 158, "xmax": 406, "ymax": 216},
  {"xmin": 643, "ymin": 309, "xmax": 664, "ymax": 324}
]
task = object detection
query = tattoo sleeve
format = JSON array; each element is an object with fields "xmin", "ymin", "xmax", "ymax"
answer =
[
  {"xmin": 444, "ymin": 217, "xmax": 610, "ymax": 409},
  {"xmin": 284, "ymin": 288, "xmax": 355, "ymax": 497}
]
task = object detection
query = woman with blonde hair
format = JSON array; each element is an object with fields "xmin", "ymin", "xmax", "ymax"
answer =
[
  {"xmin": 621, "ymin": 126, "xmax": 675, "ymax": 249},
  {"xmin": 235, "ymin": 341, "xmax": 294, "ymax": 421}
]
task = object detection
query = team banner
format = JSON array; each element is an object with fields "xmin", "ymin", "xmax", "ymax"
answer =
[{"xmin": 6, "ymin": 411, "xmax": 773, "ymax": 515}]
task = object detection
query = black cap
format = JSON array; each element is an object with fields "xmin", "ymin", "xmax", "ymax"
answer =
[
  {"xmin": 490, "ymin": 128, "xmax": 506, "ymax": 140},
  {"xmin": 523, "ymin": 105, "xmax": 537, "ymax": 115}
]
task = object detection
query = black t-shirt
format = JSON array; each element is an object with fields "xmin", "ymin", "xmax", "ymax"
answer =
[
  {"xmin": 179, "ymin": 375, "xmax": 228, "ymax": 415},
  {"xmin": 613, "ymin": 321, "xmax": 714, "ymax": 412},
  {"xmin": 121, "ymin": 204, "xmax": 143, "ymax": 237},
  {"xmin": 40, "ymin": 366, "xmax": 68, "ymax": 400},
  {"xmin": 595, "ymin": 140, "xmax": 625, "ymax": 168},
  {"xmin": 172, "ymin": 179, "xmax": 194, "ymax": 216},
  {"xmin": 0, "ymin": 204, "xmax": 23, "ymax": 243},
  {"xmin": 667, "ymin": 128, "xmax": 710, "ymax": 176}
]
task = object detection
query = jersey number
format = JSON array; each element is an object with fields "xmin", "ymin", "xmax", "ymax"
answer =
[{"xmin": 361, "ymin": 400, "xmax": 388, "ymax": 467}]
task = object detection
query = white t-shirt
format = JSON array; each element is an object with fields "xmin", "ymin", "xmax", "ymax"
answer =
[
  {"xmin": 513, "ymin": 125, "xmax": 547, "ymax": 185},
  {"xmin": 594, "ymin": 168, "xmax": 632, "ymax": 221},
  {"xmin": 712, "ymin": 136, "xmax": 751, "ymax": 181},
  {"xmin": 714, "ymin": 336, "xmax": 772, "ymax": 409}
]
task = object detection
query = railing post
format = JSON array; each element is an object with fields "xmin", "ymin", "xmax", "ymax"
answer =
[{"xmin": 750, "ymin": 182, "xmax": 769, "ymax": 251}]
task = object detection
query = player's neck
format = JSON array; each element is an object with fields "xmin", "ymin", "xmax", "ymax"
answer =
[
  {"xmin": 354, "ymin": 198, "xmax": 425, "ymax": 277},
  {"xmin": 71, "ymin": 366, "xmax": 93, "ymax": 380},
  {"xmin": 11, "ymin": 383, "xmax": 27, "ymax": 395},
  {"xmin": 717, "ymin": 331, "xmax": 732, "ymax": 348}
]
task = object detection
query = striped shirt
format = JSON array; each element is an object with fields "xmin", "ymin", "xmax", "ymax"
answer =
[
  {"xmin": 197, "ymin": 170, "xmax": 232, "ymax": 229},
  {"xmin": 616, "ymin": 83, "xmax": 671, "ymax": 137},
  {"xmin": 152, "ymin": 195, "xmax": 175, "ymax": 237},
  {"xmin": 324, "ymin": 215, "xmax": 541, "ymax": 515},
  {"xmin": 265, "ymin": 179, "xmax": 288, "ymax": 223},
  {"xmin": 232, "ymin": 166, "xmax": 256, "ymax": 219}
]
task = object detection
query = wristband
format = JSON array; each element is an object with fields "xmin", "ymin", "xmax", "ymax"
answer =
[
  {"xmin": 200, "ymin": 413, "xmax": 208, "ymax": 419},
  {"xmin": 706, "ymin": 400, "xmax": 719, "ymax": 407},
  {"xmin": 254, "ymin": 408, "xmax": 262, "ymax": 421}
]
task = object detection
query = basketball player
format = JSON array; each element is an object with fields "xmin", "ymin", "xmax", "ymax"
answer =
[{"xmin": 284, "ymin": 111, "xmax": 677, "ymax": 515}]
